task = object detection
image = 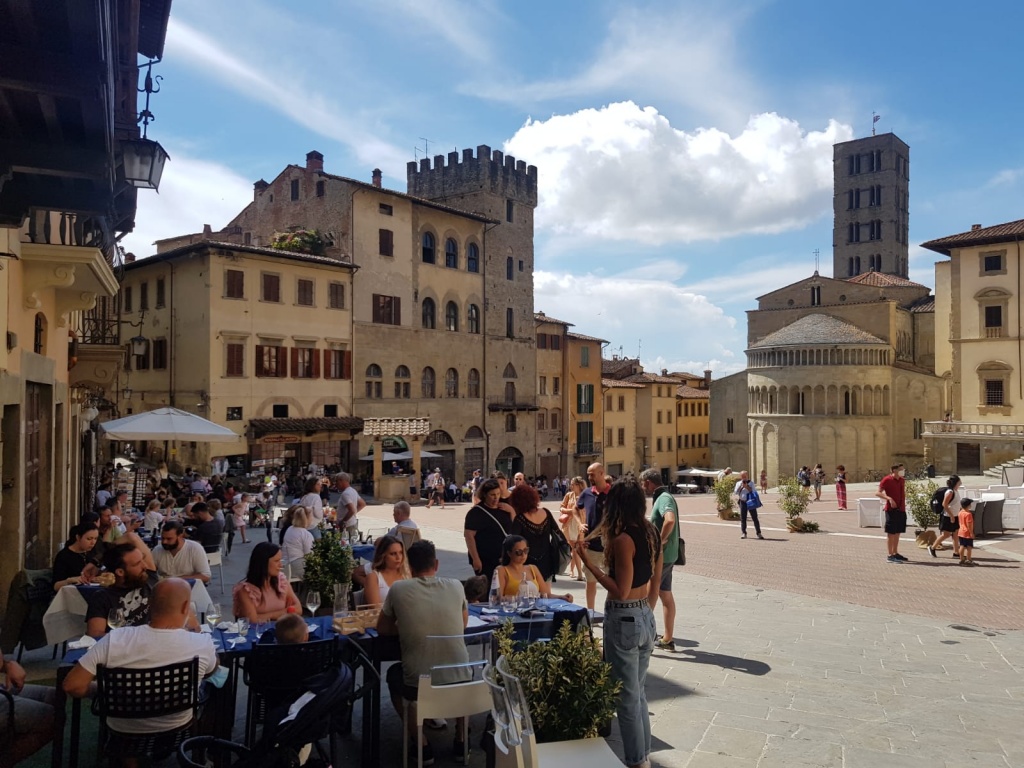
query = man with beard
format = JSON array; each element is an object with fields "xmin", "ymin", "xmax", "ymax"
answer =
[
  {"xmin": 85, "ymin": 543, "xmax": 156, "ymax": 638},
  {"xmin": 152, "ymin": 521, "xmax": 211, "ymax": 583}
]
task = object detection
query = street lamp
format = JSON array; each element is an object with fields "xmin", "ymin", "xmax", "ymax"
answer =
[
  {"xmin": 129, "ymin": 334, "xmax": 148, "ymax": 357},
  {"xmin": 122, "ymin": 59, "xmax": 170, "ymax": 192}
]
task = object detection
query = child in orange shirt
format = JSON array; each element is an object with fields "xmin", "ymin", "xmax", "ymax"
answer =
[{"xmin": 957, "ymin": 498, "xmax": 975, "ymax": 567}]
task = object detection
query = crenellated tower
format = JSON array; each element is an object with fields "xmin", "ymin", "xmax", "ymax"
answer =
[{"xmin": 408, "ymin": 146, "xmax": 539, "ymax": 475}]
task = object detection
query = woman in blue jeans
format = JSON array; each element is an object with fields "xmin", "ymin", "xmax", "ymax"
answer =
[{"xmin": 576, "ymin": 475, "xmax": 663, "ymax": 768}]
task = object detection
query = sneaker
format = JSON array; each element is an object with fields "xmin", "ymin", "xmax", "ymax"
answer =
[
  {"xmin": 425, "ymin": 718, "xmax": 447, "ymax": 731},
  {"xmin": 756, "ymin": 534, "xmax": 765, "ymax": 540},
  {"xmin": 453, "ymin": 735, "xmax": 469, "ymax": 764},
  {"xmin": 928, "ymin": 545, "xmax": 937, "ymax": 558},
  {"xmin": 410, "ymin": 740, "xmax": 435, "ymax": 767},
  {"xmin": 741, "ymin": 533, "xmax": 747, "ymax": 539},
  {"xmin": 893, "ymin": 553, "xmax": 908, "ymax": 561},
  {"xmin": 654, "ymin": 638, "xmax": 677, "ymax": 651},
  {"xmin": 887, "ymin": 555, "xmax": 902, "ymax": 563}
]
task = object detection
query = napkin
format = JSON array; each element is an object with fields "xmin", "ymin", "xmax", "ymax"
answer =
[
  {"xmin": 306, "ymin": 623, "xmax": 318, "ymax": 633},
  {"xmin": 216, "ymin": 621, "xmax": 239, "ymax": 633},
  {"xmin": 200, "ymin": 624, "xmax": 212, "ymax": 634},
  {"xmin": 67, "ymin": 635, "xmax": 97, "ymax": 650}
]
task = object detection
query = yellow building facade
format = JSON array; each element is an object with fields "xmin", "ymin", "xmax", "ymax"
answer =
[
  {"xmin": 602, "ymin": 379, "xmax": 643, "ymax": 477},
  {"xmin": 535, "ymin": 313, "xmax": 570, "ymax": 479},
  {"xmin": 675, "ymin": 375, "xmax": 712, "ymax": 469},
  {"xmin": 566, "ymin": 332, "xmax": 607, "ymax": 477}
]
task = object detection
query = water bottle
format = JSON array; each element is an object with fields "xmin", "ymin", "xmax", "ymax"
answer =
[{"xmin": 489, "ymin": 571, "xmax": 500, "ymax": 609}]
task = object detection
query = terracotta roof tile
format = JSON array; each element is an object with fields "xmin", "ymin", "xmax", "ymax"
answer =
[
  {"xmin": 534, "ymin": 312, "xmax": 575, "ymax": 327},
  {"xmin": 602, "ymin": 358, "xmax": 640, "ymax": 376},
  {"xmin": 566, "ymin": 331, "xmax": 609, "ymax": 343},
  {"xmin": 749, "ymin": 314, "xmax": 887, "ymax": 348},
  {"xmin": 921, "ymin": 219, "xmax": 1024, "ymax": 255},
  {"xmin": 602, "ymin": 378, "xmax": 645, "ymax": 389},
  {"xmin": 676, "ymin": 385, "xmax": 710, "ymax": 399},
  {"xmin": 845, "ymin": 272, "xmax": 926, "ymax": 288},
  {"xmin": 126, "ymin": 241, "xmax": 358, "ymax": 270},
  {"xmin": 622, "ymin": 372, "xmax": 684, "ymax": 385},
  {"xmin": 909, "ymin": 296, "xmax": 935, "ymax": 313}
]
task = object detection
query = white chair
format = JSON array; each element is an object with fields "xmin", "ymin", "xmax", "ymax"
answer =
[
  {"xmin": 484, "ymin": 664, "xmax": 526, "ymax": 768},
  {"xmin": 206, "ymin": 533, "xmax": 228, "ymax": 594},
  {"xmin": 402, "ymin": 631, "xmax": 494, "ymax": 768},
  {"xmin": 495, "ymin": 655, "xmax": 621, "ymax": 768}
]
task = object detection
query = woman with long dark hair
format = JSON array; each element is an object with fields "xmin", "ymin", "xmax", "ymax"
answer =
[
  {"xmin": 464, "ymin": 478, "xmax": 514, "ymax": 583},
  {"xmin": 232, "ymin": 542, "xmax": 301, "ymax": 622},
  {"xmin": 496, "ymin": 535, "xmax": 572, "ymax": 601},
  {"xmin": 509, "ymin": 483, "xmax": 563, "ymax": 582},
  {"xmin": 52, "ymin": 522, "xmax": 100, "ymax": 590},
  {"xmin": 575, "ymin": 474, "xmax": 661, "ymax": 768}
]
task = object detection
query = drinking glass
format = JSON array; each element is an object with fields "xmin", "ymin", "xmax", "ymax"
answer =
[
  {"xmin": 206, "ymin": 603, "xmax": 222, "ymax": 629},
  {"xmin": 333, "ymin": 594, "xmax": 350, "ymax": 621},
  {"xmin": 235, "ymin": 617, "xmax": 250, "ymax": 639},
  {"xmin": 253, "ymin": 622, "xmax": 269, "ymax": 641},
  {"xmin": 107, "ymin": 608, "xmax": 125, "ymax": 630},
  {"xmin": 500, "ymin": 594, "xmax": 517, "ymax": 615},
  {"xmin": 306, "ymin": 591, "xmax": 321, "ymax": 617}
]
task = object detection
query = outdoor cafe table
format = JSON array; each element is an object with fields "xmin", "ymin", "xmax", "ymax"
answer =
[{"xmin": 42, "ymin": 579, "xmax": 212, "ymax": 646}]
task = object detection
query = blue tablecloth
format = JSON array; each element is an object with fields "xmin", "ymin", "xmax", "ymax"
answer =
[
  {"xmin": 468, "ymin": 597, "xmax": 590, "ymax": 642},
  {"xmin": 352, "ymin": 544, "xmax": 375, "ymax": 561}
]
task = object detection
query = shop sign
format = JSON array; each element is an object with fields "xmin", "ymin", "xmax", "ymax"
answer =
[{"xmin": 260, "ymin": 434, "xmax": 294, "ymax": 444}]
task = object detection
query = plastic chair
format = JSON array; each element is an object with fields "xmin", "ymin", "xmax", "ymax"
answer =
[
  {"xmin": 94, "ymin": 656, "xmax": 201, "ymax": 763},
  {"xmin": 207, "ymin": 547, "xmax": 225, "ymax": 594},
  {"xmin": 483, "ymin": 663, "xmax": 525, "ymax": 768},
  {"xmin": 403, "ymin": 631, "xmax": 494, "ymax": 768}
]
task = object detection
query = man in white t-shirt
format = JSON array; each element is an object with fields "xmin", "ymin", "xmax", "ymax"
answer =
[
  {"xmin": 64, "ymin": 578, "xmax": 217, "ymax": 737},
  {"xmin": 151, "ymin": 521, "xmax": 212, "ymax": 583},
  {"xmin": 334, "ymin": 472, "xmax": 365, "ymax": 541}
]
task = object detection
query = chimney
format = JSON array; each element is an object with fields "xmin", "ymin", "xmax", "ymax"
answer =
[
  {"xmin": 253, "ymin": 179, "xmax": 268, "ymax": 200},
  {"xmin": 202, "ymin": 224, "xmax": 212, "ymax": 237},
  {"xmin": 971, "ymin": 224, "xmax": 982, "ymax": 231},
  {"xmin": 371, "ymin": 168, "xmax": 382, "ymax": 188},
  {"xmin": 661, "ymin": 368, "xmax": 668, "ymax": 377},
  {"xmin": 306, "ymin": 150, "xmax": 324, "ymax": 173},
  {"xmin": 704, "ymin": 369, "xmax": 712, "ymax": 388},
  {"xmin": 125, "ymin": 252, "xmax": 136, "ymax": 263}
]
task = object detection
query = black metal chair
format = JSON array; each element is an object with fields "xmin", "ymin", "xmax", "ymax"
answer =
[
  {"xmin": 94, "ymin": 656, "xmax": 201, "ymax": 764},
  {"xmin": 0, "ymin": 687, "xmax": 14, "ymax": 759},
  {"xmin": 0, "ymin": 568, "xmax": 57, "ymax": 661}
]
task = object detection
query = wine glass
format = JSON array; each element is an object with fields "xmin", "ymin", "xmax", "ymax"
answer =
[
  {"xmin": 306, "ymin": 591, "xmax": 321, "ymax": 617},
  {"xmin": 107, "ymin": 607, "xmax": 125, "ymax": 630},
  {"xmin": 253, "ymin": 622, "xmax": 269, "ymax": 642},
  {"xmin": 205, "ymin": 603, "xmax": 222, "ymax": 630},
  {"xmin": 235, "ymin": 617, "xmax": 250, "ymax": 639}
]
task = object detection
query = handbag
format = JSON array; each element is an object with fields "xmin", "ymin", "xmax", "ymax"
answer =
[
  {"xmin": 746, "ymin": 488, "xmax": 763, "ymax": 510},
  {"xmin": 675, "ymin": 537, "xmax": 686, "ymax": 566},
  {"xmin": 548, "ymin": 514, "xmax": 572, "ymax": 575}
]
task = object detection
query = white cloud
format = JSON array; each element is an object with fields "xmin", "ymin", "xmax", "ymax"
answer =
[
  {"xmin": 505, "ymin": 102, "xmax": 852, "ymax": 245},
  {"xmin": 986, "ymin": 168, "xmax": 1023, "ymax": 187},
  {"xmin": 119, "ymin": 152, "xmax": 254, "ymax": 257}
]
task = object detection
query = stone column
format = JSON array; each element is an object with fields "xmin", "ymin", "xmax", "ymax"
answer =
[{"xmin": 411, "ymin": 438, "xmax": 422, "ymax": 501}]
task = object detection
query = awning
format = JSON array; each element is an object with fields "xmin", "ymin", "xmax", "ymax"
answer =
[
  {"xmin": 99, "ymin": 407, "xmax": 240, "ymax": 443},
  {"xmin": 675, "ymin": 468, "xmax": 722, "ymax": 478},
  {"xmin": 248, "ymin": 417, "xmax": 364, "ymax": 439}
]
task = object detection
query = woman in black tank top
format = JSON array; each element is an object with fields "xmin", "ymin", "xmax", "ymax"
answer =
[{"xmin": 575, "ymin": 474, "xmax": 661, "ymax": 768}]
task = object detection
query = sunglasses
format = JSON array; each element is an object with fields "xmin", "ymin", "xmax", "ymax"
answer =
[{"xmin": 512, "ymin": 548, "xmax": 529, "ymax": 555}]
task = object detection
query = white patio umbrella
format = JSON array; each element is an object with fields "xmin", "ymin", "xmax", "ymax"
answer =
[
  {"xmin": 99, "ymin": 407, "xmax": 240, "ymax": 443},
  {"xmin": 359, "ymin": 451, "xmax": 404, "ymax": 461}
]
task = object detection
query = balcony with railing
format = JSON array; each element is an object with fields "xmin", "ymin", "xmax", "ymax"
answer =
[
  {"xmin": 572, "ymin": 441, "xmax": 602, "ymax": 457},
  {"xmin": 924, "ymin": 421, "xmax": 1024, "ymax": 438},
  {"xmin": 487, "ymin": 396, "xmax": 539, "ymax": 412}
]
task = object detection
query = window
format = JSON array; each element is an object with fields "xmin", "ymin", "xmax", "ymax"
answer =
[
  {"xmin": 503, "ymin": 363, "xmax": 517, "ymax": 379},
  {"xmin": 726, "ymin": 417, "xmax": 734, "ymax": 433},
  {"xmin": 506, "ymin": 257, "xmax": 513, "ymax": 281},
  {"xmin": 684, "ymin": 435, "xmax": 690, "ymax": 448},
  {"xmin": 811, "ymin": 286, "xmax": 821, "ymax": 306},
  {"xmin": 139, "ymin": 282, "xmax": 149, "ymax": 311},
  {"xmin": 262, "ymin": 273, "xmax": 281, "ymax": 303},
  {"xmin": 576, "ymin": 421, "xmax": 594, "ymax": 452},
  {"xmin": 297, "ymin": 279, "xmax": 314, "ymax": 306},
  {"xmin": 290, "ymin": 179, "xmax": 299, "ymax": 200},
  {"xmin": 316, "ymin": 180, "xmax": 325, "ymax": 197},
  {"xmin": 324, "ymin": 349, "xmax": 351, "ymax": 380},
  {"xmin": 134, "ymin": 340, "xmax": 149, "ymax": 370},
  {"xmin": 869, "ymin": 219, "xmax": 882, "ymax": 241},
  {"xmin": 468, "ymin": 368, "xmax": 480, "ymax": 398},
  {"xmin": 544, "ymin": 413, "xmax": 552, "ymax": 432},
  {"xmin": 504, "ymin": 381, "xmax": 516, "ymax": 404},
  {"xmin": 657, "ymin": 411, "xmax": 663, "ymax": 424},
  {"xmin": 395, "ymin": 365, "xmax": 410, "ymax": 399},
  {"xmin": 580, "ymin": 346, "xmax": 590, "ymax": 367},
  {"xmin": 422, "ymin": 232, "xmax": 436, "ymax": 264},
  {"xmin": 255, "ymin": 344, "xmax": 287, "ymax": 377},
  {"xmin": 33, "ymin": 313, "xmax": 45, "ymax": 354},
  {"xmin": 577, "ymin": 384, "xmax": 594, "ymax": 414},
  {"xmin": 553, "ymin": 377, "xmax": 560, "ymax": 395},
  {"xmin": 291, "ymin": 347, "xmax": 317, "ymax": 378},
  {"xmin": 848, "ymin": 223, "xmax": 861, "ymax": 243},
  {"xmin": 982, "ymin": 251, "xmax": 1006, "ymax": 274},
  {"xmin": 328, "ymin": 282, "xmax": 345, "ymax": 309},
  {"xmin": 324, "ymin": 404, "xmax": 338, "ymax": 417},
  {"xmin": 539, "ymin": 376, "xmax": 547, "ymax": 395},
  {"xmin": 618, "ymin": 427, "xmax": 625, "ymax": 446},
  {"xmin": 153, "ymin": 338, "xmax": 167, "ymax": 370},
  {"xmin": 379, "ymin": 229, "xmax": 394, "ymax": 257},
  {"xmin": 519, "ymin": 260, "xmax": 524, "ymax": 272},
  {"xmin": 537, "ymin": 333, "xmax": 547, "ymax": 350},
  {"xmin": 913, "ymin": 417, "xmax": 923, "ymax": 440},
  {"xmin": 505, "ymin": 414, "xmax": 517, "ymax": 432},
  {"xmin": 550, "ymin": 335, "xmax": 560, "ymax": 351},
  {"xmin": 978, "ymin": 362, "xmax": 1011, "ymax": 409},
  {"xmin": 657, "ymin": 438, "xmax": 663, "ymax": 452},
  {"xmin": 617, "ymin": 395, "xmax": 624, "ymax": 411},
  {"xmin": 445, "ymin": 239, "xmax": 458, "ymax": 268},
  {"xmin": 226, "ymin": 269, "xmax": 244, "ymax": 299},
  {"xmin": 506, "ymin": 308, "xmax": 514, "ymax": 338},
  {"xmin": 445, "ymin": 368, "xmax": 459, "ymax": 397},
  {"xmin": 445, "ymin": 301, "xmax": 459, "ymax": 331},
  {"xmin": 372, "ymin": 294, "xmax": 401, "ymax": 325},
  {"xmin": 379, "ymin": 203, "xmax": 393, "ymax": 216},
  {"xmin": 985, "ymin": 305, "xmax": 1003, "ymax": 336},
  {"xmin": 606, "ymin": 427, "xmax": 613, "ymax": 446},
  {"xmin": 421, "ymin": 298, "xmax": 436, "ymax": 329},
  {"xmin": 550, "ymin": 410, "xmax": 559, "ymax": 431},
  {"xmin": 986, "ymin": 380, "xmax": 1005, "ymax": 406},
  {"xmin": 226, "ymin": 407, "xmax": 243, "ymax": 421},
  {"xmin": 123, "ymin": 285, "xmax": 133, "ymax": 312},
  {"xmin": 225, "ymin": 342, "xmax": 244, "ymax": 377},
  {"xmin": 468, "ymin": 304, "xmax": 480, "ymax": 334},
  {"xmin": 365, "ymin": 364, "xmax": 382, "ymax": 399},
  {"xmin": 422, "ymin": 367, "xmax": 436, "ymax": 398},
  {"xmin": 273, "ymin": 404, "xmax": 289, "ymax": 418},
  {"xmin": 467, "ymin": 244, "xmax": 479, "ymax": 273},
  {"xmin": 155, "ymin": 278, "xmax": 165, "ymax": 308},
  {"xmin": 506, "ymin": 199, "xmax": 514, "ymax": 223}
]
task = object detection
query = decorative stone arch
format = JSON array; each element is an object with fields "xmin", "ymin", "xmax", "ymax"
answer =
[
  {"xmin": 465, "ymin": 426, "xmax": 485, "ymax": 441},
  {"xmin": 420, "ymin": 227, "xmax": 438, "ymax": 264},
  {"xmin": 502, "ymin": 363, "xmax": 517, "ymax": 379},
  {"xmin": 495, "ymin": 446, "xmax": 524, "ymax": 475},
  {"xmin": 425, "ymin": 429, "xmax": 454, "ymax": 446},
  {"xmin": 308, "ymin": 397, "xmax": 349, "ymax": 417},
  {"xmin": 254, "ymin": 396, "xmax": 305, "ymax": 418}
]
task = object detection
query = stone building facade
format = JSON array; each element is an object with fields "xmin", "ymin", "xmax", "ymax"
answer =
[{"xmin": 535, "ymin": 312, "xmax": 570, "ymax": 479}]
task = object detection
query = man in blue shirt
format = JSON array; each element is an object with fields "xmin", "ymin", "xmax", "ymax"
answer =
[{"xmin": 577, "ymin": 462, "xmax": 611, "ymax": 610}]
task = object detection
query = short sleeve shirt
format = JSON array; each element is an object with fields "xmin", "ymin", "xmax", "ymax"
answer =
[
  {"xmin": 464, "ymin": 504, "xmax": 512, "ymax": 577},
  {"xmin": 650, "ymin": 487, "xmax": 679, "ymax": 564},
  {"xmin": 382, "ymin": 577, "xmax": 467, "ymax": 688},
  {"xmin": 878, "ymin": 474, "xmax": 905, "ymax": 512},
  {"xmin": 152, "ymin": 539, "xmax": 211, "ymax": 580},
  {"xmin": 577, "ymin": 487, "xmax": 607, "ymax": 552},
  {"xmin": 86, "ymin": 580, "xmax": 154, "ymax": 628}
]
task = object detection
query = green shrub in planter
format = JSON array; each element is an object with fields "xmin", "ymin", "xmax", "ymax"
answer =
[
  {"xmin": 777, "ymin": 476, "xmax": 818, "ymax": 532},
  {"xmin": 713, "ymin": 477, "xmax": 738, "ymax": 519},
  {"xmin": 906, "ymin": 479, "xmax": 940, "ymax": 531},
  {"xmin": 301, "ymin": 531, "xmax": 354, "ymax": 599},
  {"xmin": 495, "ymin": 621, "xmax": 620, "ymax": 742}
]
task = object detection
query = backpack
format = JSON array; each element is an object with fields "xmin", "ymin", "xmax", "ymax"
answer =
[{"xmin": 929, "ymin": 487, "xmax": 948, "ymax": 515}]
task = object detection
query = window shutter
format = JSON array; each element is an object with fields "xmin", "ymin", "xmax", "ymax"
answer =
[
  {"xmin": 342, "ymin": 351, "xmax": 352, "ymax": 380},
  {"xmin": 576, "ymin": 384, "xmax": 582, "ymax": 413},
  {"xmin": 255, "ymin": 345, "xmax": 265, "ymax": 377},
  {"xmin": 312, "ymin": 348, "xmax": 321, "ymax": 378},
  {"xmin": 289, "ymin": 347, "xmax": 298, "ymax": 378},
  {"xmin": 372, "ymin": 295, "xmax": 381, "ymax": 324},
  {"xmin": 322, "ymin": 349, "xmax": 331, "ymax": 378}
]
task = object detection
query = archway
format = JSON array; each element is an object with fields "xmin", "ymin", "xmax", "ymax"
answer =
[{"xmin": 495, "ymin": 446, "xmax": 524, "ymax": 476}]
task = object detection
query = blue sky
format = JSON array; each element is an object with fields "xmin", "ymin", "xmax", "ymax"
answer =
[{"xmin": 124, "ymin": 0, "xmax": 1024, "ymax": 376}]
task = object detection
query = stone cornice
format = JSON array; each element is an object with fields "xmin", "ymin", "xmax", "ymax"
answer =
[{"xmin": 20, "ymin": 242, "xmax": 119, "ymax": 327}]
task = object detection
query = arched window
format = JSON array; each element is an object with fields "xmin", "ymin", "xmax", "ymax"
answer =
[
  {"xmin": 445, "ymin": 301, "xmax": 459, "ymax": 331},
  {"xmin": 506, "ymin": 308, "xmax": 514, "ymax": 338},
  {"xmin": 467, "ymin": 243, "xmax": 479, "ymax": 273},
  {"xmin": 506, "ymin": 256, "xmax": 513, "ymax": 281},
  {"xmin": 421, "ymin": 366, "xmax": 436, "ymax": 398},
  {"xmin": 445, "ymin": 238, "xmax": 458, "ymax": 269},
  {"xmin": 505, "ymin": 414, "xmax": 517, "ymax": 432},
  {"xmin": 445, "ymin": 368, "xmax": 459, "ymax": 397},
  {"xmin": 468, "ymin": 368, "xmax": 480, "ymax": 398},
  {"xmin": 468, "ymin": 304, "xmax": 480, "ymax": 334},
  {"xmin": 504, "ymin": 381, "xmax": 516, "ymax": 404},
  {"xmin": 503, "ymin": 363, "xmax": 517, "ymax": 378},
  {"xmin": 421, "ymin": 297, "xmax": 436, "ymax": 329},
  {"xmin": 465, "ymin": 426, "xmax": 484, "ymax": 440},
  {"xmin": 394, "ymin": 365, "xmax": 410, "ymax": 399},
  {"xmin": 422, "ymin": 232, "xmax": 435, "ymax": 264},
  {"xmin": 365, "ymin": 364, "xmax": 382, "ymax": 399},
  {"xmin": 425, "ymin": 429, "xmax": 454, "ymax": 446}
]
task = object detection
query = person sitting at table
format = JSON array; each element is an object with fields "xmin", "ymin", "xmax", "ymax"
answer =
[
  {"xmin": 152, "ymin": 521, "xmax": 212, "ymax": 584},
  {"xmin": 280, "ymin": 507, "xmax": 314, "ymax": 580},
  {"xmin": 85, "ymin": 543, "xmax": 157, "ymax": 638},
  {"xmin": 143, "ymin": 499, "xmax": 165, "ymax": 532},
  {"xmin": 274, "ymin": 613, "xmax": 308, "ymax": 645},
  {"xmin": 64, "ymin": 578, "xmax": 217, "ymax": 768},
  {"xmin": 276, "ymin": 503, "xmax": 299, "ymax": 546},
  {"xmin": 362, "ymin": 534, "xmax": 409, "ymax": 607},
  {"xmin": 386, "ymin": 500, "xmax": 420, "ymax": 538},
  {"xmin": 377, "ymin": 540, "xmax": 469, "ymax": 765},
  {"xmin": 191, "ymin": 503, "xmax": 224, "ymax": 554},
  {"xmin": 52, "ymin": 522, "xmax": 101, "ymax": 590},
  {"xmin": 496, "ymin": 535, "xmax": 573, "ymax": 602},
  {"xmin": 232, "ymin": 542, "xmax": 301, "ymax": 623},
  {"xmin": 0, "ymin": 646, "xmax": 55, "ymax": 768}
]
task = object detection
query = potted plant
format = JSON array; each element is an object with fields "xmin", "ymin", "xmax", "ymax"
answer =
[
  {"xmin": 713, "ymin": 477, "xmax": 739, "ymax": 520},
  {"xmin": 495, "ymin": 621, "xmax": 620, "ymax": 742},
  {"xmin": 777, "ymin": 476, "xmax": 818, "ymax": 532},
  {"xmin": 906, "ymin": 479, "xmax": 940, "ymax": 548},
  {"xmin": 301, "ymin": 531, "xmax": 354, "ymax": 612}
]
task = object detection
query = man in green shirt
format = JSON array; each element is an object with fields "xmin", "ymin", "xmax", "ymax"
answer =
[{"xmin": 640, "ymin": 469, "xmax": 679, "ymax": 652}]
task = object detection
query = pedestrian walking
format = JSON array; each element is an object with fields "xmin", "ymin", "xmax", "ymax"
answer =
[
  {"xmin": 759, "ymin": 469, "xmax": 768, "ymax": 494},
  {"xmin": 957, "ymin": 498, "xmax": 976, "ymax": 566},
  {"xmin": 929, "ymin": 475, "xmax": 961, "ymax": 558},
  {"xmin": 835, "ymin": 465, "xmax": 847, "ymax": 510},
  {"xmin": 811, "ymin": 463, "xmax": 825, "ymax": 501}
]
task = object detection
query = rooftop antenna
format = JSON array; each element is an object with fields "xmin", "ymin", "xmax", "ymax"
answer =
[
  {"xmin": 637, "ymin": 338, "xmax": 642, "ymax": 359},
  {"xmin": 419, "ymin": 137, "xmax": 432, "ymax": 157}
]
